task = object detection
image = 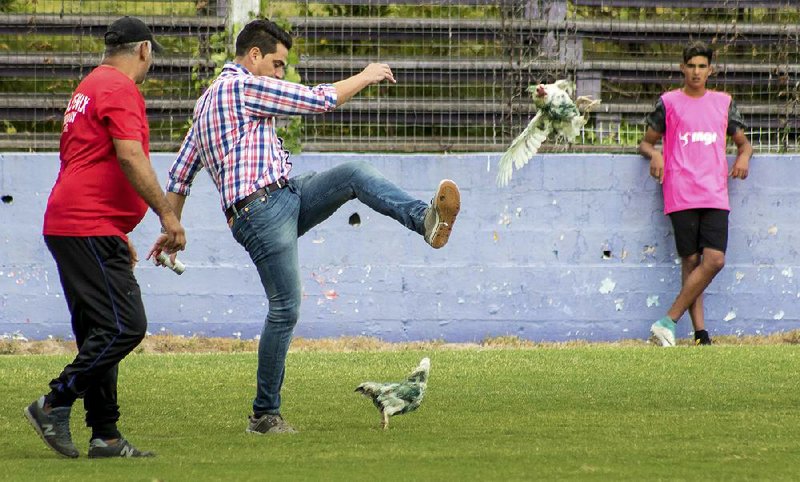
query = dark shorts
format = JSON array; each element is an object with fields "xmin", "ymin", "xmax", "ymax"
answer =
[{"xmin": 668, "ymin": 208, "xmax": 729, "ymax": 257}]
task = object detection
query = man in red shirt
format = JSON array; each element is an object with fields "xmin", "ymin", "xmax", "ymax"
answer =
[{"xmin": 24, "ymin": 17, "xmax": 186, "ymax": 459}]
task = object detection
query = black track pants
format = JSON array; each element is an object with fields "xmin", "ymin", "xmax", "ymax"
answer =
[{"xmin": 44, "ymin": 235, "xmax": 147, "ymax": 431}]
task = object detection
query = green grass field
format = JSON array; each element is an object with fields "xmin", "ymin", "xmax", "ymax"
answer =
[{"xmin": 2, "ymin": 346, "xmax": 799, "ymax": 481}]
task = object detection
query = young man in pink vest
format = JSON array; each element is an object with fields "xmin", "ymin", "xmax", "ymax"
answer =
[{"xmin": 639, "ymin": 41, "xmax": 753, "ymax": 346}]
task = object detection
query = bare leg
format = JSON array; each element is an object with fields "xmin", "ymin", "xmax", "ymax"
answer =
[
  {"xmin": 381, "ymin": 411, "xmax": 389, "ymax": 430},
  {"xmin": 667, "ymin": 249, "xmax": 725, "ymax": 322},
  {"xmin": 680, "ymin": 254, "xmax": 705, "ymax": 331}
]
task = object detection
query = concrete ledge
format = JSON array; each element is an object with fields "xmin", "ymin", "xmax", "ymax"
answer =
[{"xmin": 1, "ymin": 152, "xmax": 798, "ymax": 341}]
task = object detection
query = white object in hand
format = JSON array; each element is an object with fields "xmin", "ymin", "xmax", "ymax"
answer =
[{"xmin": 157, "ymin": 252, "xmax": 185, "ymax": 275}]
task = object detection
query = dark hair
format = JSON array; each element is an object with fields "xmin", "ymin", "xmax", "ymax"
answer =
[
  {"xmin": 683, "ymin": 41, "xmax": 713, "ymax": 64},
  {"xmin": 235, "ymin": 19, "xmax": 292, "ymax": 57}
]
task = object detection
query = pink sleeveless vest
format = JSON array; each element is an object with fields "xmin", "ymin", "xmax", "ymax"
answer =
[{"xmin": 661, "ymin": 89, "xmax": 731, "ymax": 214}]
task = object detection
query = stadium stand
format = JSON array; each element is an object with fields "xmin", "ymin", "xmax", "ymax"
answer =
[{"xmin": 0, "ymin": 0, "xmax": 797, "ymax": 151}]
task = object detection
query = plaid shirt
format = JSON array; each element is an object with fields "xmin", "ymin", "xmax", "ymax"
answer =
[{"xmin": 166, "ymin": 63, "xmax": 338, "ymax": 211}]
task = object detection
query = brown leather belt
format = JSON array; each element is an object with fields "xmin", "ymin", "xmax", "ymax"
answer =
[{"xmin": 225, "ymin": 178, "xmax": 287, "ymax": 221}]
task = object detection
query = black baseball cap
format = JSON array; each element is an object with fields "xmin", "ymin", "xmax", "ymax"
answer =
[{"xmin": 104, "ymin": 16, "xmax": 164, "ymax": 53}]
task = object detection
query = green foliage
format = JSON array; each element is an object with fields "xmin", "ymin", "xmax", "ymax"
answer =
[
  {"xmin": 580, "ymin": 120, "xmax": 646, "ymax": 148},
  {"xmin": 277, "ymin": 115, "xmax": 303, "ymax": 154},
  {"xmin": 319, "ymin": 3, "xmax": 498, "ymax": 19},
  {"xmin": 571, "ymin": 5, "xmax": 800, "ymax": 23},
  {"xmin": 3, "ymin": 120, "xmax": 17, "ymax": 134},
  {"xmin": 273, "ymin": 18, "xmax": 305, "ymax": 154},
  {"xmin": 192, "ymin": 30, "xmax": 230, "ymax": 92},
  {"xmin": 9, "ymin": 0, "xmax": 198, "ymax": 15},
  {"xmin": 2, "ymin": 347, "xmax": 800, "ymax": 480}
]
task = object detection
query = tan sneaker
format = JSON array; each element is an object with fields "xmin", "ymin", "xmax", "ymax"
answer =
[
  {"xmin": 423, "ymin": 179, "xmax": 460, "ymax": 249},
  {"xmin": 246, "ymin": 414, "xmax": 298, "ymax": 434}
]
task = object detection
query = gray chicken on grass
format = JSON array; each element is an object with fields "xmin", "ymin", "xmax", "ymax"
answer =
[{"xmin": 355, "ymin": 357, "xmax": 430, "ymax": 430}]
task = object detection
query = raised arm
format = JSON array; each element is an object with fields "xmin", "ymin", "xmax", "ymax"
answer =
[{"xmin": 333, "ymin": 63, "xmax": 396, "ymax": 106}]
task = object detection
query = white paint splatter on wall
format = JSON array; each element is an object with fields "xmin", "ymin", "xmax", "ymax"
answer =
[
  {"xmin": 498, "ymin": 205, "xmax": 511, "ymax": 226},
  {"xmin": 599, "ymin": 278, "xmax": 616, "ymax": 294},
  {"xmin": 723, "ymin": 310, "xmax": 737, "ymax": 322},
  {"xmin": 773, "ymin": 310, "xmax": 785, "ymax": 320},
  {"xmin": 646, "ymin": 295, "xmax": 660, "ymax": 307},
  {"xmin": 1, "ymin": 331, "xmax": 28, "ymax": 341}
]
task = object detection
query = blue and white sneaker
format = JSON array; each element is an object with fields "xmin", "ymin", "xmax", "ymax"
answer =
[{"xmin": 650, "ymin": 316, "xmax": 676, "ymax": 347}]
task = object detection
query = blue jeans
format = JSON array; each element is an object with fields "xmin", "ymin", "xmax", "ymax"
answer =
[{"xmin": 230, "ymin": 160, "xmax": 428, "ymax": 415}]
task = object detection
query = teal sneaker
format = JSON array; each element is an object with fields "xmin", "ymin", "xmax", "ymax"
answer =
[{"xmin": 650, "ymin": 316, "xmax": 676, "ymax": 347}]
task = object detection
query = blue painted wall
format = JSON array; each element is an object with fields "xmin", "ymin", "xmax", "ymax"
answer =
[{"xmin": 1, "ymin": 153, "xmax": 798, "ymax": 342}]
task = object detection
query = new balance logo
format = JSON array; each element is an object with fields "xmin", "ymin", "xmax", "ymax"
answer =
[
  {"xmin": 42, "ymin": 423, "xmax": 56, "ymax": 437},
  {"xmin": 679, "ymin": 131, "xmax": 718, "ymax": 146},
  {"xmin": 120, "ymin": 445, "xmax": 135, "ymax": 457}
]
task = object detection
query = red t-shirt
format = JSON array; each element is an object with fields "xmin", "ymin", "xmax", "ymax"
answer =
[{"xmin": 43, "ymin": 65, "xmax": 149, "ymax": 241}]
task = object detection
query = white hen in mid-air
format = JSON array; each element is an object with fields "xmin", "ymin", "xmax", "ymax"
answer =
[{"xmin": 496, "ymin": 79, "xmax": 600, "ymax": 186}]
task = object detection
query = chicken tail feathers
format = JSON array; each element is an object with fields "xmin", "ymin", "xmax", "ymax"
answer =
[{"xmin": 355, "ymin": 382, "xmax": 383, "ymax": 396}]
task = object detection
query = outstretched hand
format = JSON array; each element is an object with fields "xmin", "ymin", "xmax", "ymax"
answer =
[{"xmin": 361, "ymin": 63, "xmax": 396, "ymax": 85}]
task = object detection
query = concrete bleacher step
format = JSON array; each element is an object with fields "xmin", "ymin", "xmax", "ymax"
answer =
[
  {"xmin": 573, "ymin": 0, "xmax": 791, "ymax": 7},
  {"xmin": 0, "ymin": 14, "xmax": 225, "ymax": 36},
  {"xmin": 0, "ymin": 94, "xmax": 197, "ymax": 122},
  {"xmin": 0, "ymin": 53, "xmax": 216, "ymax": 78},
  {"xmin": 295, "ymin": 57, "xmax": 798, "ymax": 90},
  {"xmin": 294, "ymin": 56, "xmax": 799, "ymax": 74},
  {"xmin": 2, "ymin": 92, "xmax": 792, "ymax": 125},
  {"xmin": 0, "ymin": 132, "xmax": 182, "ymax": 151},
  {"xmin": 290, "ymin": 15, "xmax": 798, "ymax": 44},
  {"xmin": 3, "ymin": 53, "xmax": 793, "ymax": 86}
]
